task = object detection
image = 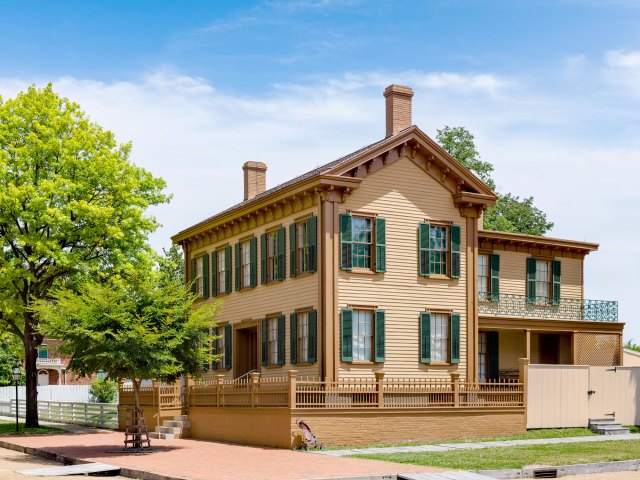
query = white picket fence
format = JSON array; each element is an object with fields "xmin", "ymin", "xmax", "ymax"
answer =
[
  {"xmin": 0, "ymin": 399, "xmax": 117, "ymax": 429},
  {"xmin": 0, "ymin": 385, "xmax": 90, "ymax": 403}
]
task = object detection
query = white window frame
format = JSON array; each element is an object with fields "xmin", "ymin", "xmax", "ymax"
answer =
[
  {"xmin": 430, "ymin": 313, "xmax": 449, "ymax": 363},
  {"xmin": 241, "ymin": 240, "xmax": 251, "ymax": 288},
  {"xmin": 352, "ymin": 309, "xmax": 373, "ymax": 361},
  {"xmin": 297, "ymin": 311, "xmax": 309, "ymax": 363},
  {"xmin": 217, "ymin": 249, "xmax": 227, "ymax": 294},
  {"xmin": 268, "ymin": 317, "xmax": 278, "ymax": 365}
]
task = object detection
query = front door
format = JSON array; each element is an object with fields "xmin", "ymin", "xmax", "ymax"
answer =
[
  {"xmin": 235, "ymin": 326, "xmax": 258, "ymax": 379},
  {"xmin": 540, "ymin": 334, "xmax": 559, "ymax": 364}
]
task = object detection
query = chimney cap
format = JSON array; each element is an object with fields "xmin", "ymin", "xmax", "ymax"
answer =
[
  {"xmin": 384, "ymin": 84, "xmax": 414, "ymax": 98},
  {"xmin": 242, "ymin": 161, "xmax": 267, "ymax": 172}
]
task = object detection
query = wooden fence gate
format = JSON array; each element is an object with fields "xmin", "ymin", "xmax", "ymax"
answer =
[{"xmin": 527, "ymin": 364, "xmax": 640, "ymax": 428}]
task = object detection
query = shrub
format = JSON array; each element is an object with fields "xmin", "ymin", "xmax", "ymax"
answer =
[{"xmin": 89, "ymin": 378, "xmax": 118, "ymax": 403}]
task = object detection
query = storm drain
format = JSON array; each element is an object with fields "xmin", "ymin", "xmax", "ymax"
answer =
[{"xmin": 532, "ymin": 468, "xmax": 558, "ymax": 478}]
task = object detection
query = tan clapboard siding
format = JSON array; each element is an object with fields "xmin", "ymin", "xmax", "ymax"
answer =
[
  {"xmin": 497, "ymin": 251, "xmax": 583, "ymax": 300},
  {"xmin": 498, "ymin": 330, "xmax": 525, "ymax": 370},
  {"xmin": 338, "ymin": 156, "xmax": 467, "ymax": 379},
  {"xmin": 192, "ymin": 205, "xmax": 321, "ymax": 381}
]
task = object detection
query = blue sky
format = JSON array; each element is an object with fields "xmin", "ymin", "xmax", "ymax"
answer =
[{"xmin": 1, "ymin": 0, "xmax": 639, "ymax": 339}]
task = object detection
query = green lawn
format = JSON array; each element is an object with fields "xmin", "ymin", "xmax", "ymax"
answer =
[
  {"xmin": 329, "ymin": 428, "xmax": 596, "ymax": 450},
  {"xmin": 0, "ymin": 420, "xmax": 66, "ymax": 436},
  {"xmin": 355, "ymin": 440, "xmax": 640, "ymax": 470}
]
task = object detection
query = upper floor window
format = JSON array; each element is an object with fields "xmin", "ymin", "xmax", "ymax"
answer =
[
  {"xmin": 478, "ymin": 254, "xmax": 489, "ymax": 299},
  {"xmin": 38, "ymin": 345, "xmax": 48, "ymax": 360},
  {"xmin": 196, "ymin": 257, "xmax": 204, "ymax": 295},
  {"xmin": 217, "ymin": 249, "xmax": 228, "ymax": 294},
  {"xmin": 478, "ymin": 253, "xmax": 499, "ymax": 301},
  {"xmin": 526, "ymin": 258, "xmax": 561, "ymax": 305},
  {"xmin": 290, "ymin": 216, "xmax": 317, "ymax": 276},
  {"xmin": 535, "ymin": 260, "xmax": 550, "ymax": 301},
  {"xmin": 241, "ymin": 240, "xmax": 251, "ymax": 288},
  {"xmin": 261, "ymin": 228, "xmax": 285, "ymax": 284},
  {"xmin": 418, "ymin": 223, "xmax": 461, "ymax": 278},
  {"xmin": 340, "ymin": 308, "xmax": 385, "ymax": 363},
  {"xmin": 190, "ymin": 254, "xmax": 209, "ymax": 298},
  {"xmin": 339, "ymin": 213, "xmax": 386, "ymax": 273},
  {"xmin": 213, "ymin": 246, "xmax": 231, "ymax": 296}
]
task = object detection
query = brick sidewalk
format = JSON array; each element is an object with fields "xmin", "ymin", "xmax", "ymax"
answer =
[{"xmin": 1, "ymin": 430, "xmax": 438, "ymax": 480}]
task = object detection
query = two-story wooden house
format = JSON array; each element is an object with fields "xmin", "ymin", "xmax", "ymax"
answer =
[{"xmin": 163, "ymin": 84, "xmax": 622, "ymax": 447}]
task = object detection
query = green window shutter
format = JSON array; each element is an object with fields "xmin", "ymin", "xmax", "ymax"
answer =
[
  {"xmin": 235, "ymin": 243, "xmax": 241, "ymax": 291},
  {"xmin": 339, "ymin": 213, "xmax": 353, "ymax": 270},
  {"xmin": 289, "ymin": 223, "xmax": 297, "ymax": 278},
  {"xmin": 190, "ymin": 258, "xmax": 196, "ymax": 294},
  {"xmin": 225, "ymin": 246, "xmax": 232, "ymax": 293},
  {"xmin": 487, "ymin": 331, "xmax": 499, "ymax": 381},
  {"xmin": 375, "ymin": 217, "xmax": 386, "ymax": 273},
  {"xmin": 250, "ymin": 236, "xmax": 258, "ymax": 287},
  {"xmin": 552, "ymin": 260, "xmax": 561, "ymax": 306},
  {"xmin": 290, "ymin": 313, "xmax": 298, "ymax": 364},
  {"xmin": 308, "ymin": 309, "xmax": 317, "ymax": 363},
  {"xmin": 202, "ymin": 254, "xmax": 210, "ymax": 298},
  {"xmin": 450, "ymin": 313, "xmax": 460, "ymax": 364},
  {"xmin": 224, "ymin": 324, "xmax": 232, "ymax": 370},
  {"xmin": 374, "ymin": 310, "xmax": 386, "ymax": 362},
  {"xmin": 211, "ymin": 253, "xmax": 218, "ymax": 297},
  {"xmin": 277, "ymin": 314, "xmax": 285, "ymax": 365},
  {"xmin": 261, "ymin": 318, "xmax": 268, "ymax": 366},
  {"xmin": 450, "ymin": 225, "xmax": 461, "ymax": 278},
  {"xmin": 308, "ymin": 215, "xmax": 317, "ymax": 272},
  {"xmin": 260, "ymin": 233, "xmax": 268, "ymax": 284},
  {"xmin": 211, "ymin": 333, "xmax": 217, "ymax": 371},
  {"xmin": 276, "ymin": 227, "xmax": 286, "ymax": 280},
  {"xmin": 490, "ymin": 254, "xmax": 500, "ymax": 301},
  {"xmin": 526, "ymin": 257, "xmax": 537, "ymax": 304},
  {"xmin": 419, "ymin": 312, "xmax": 431, "ymax": 363},
  {"xmin": 418, "ymin": 222, "xmax": 431, "ymax": 276},
  {"xmin": 340, "ymin": 308, "xmax": 353, "ymax": 362}
]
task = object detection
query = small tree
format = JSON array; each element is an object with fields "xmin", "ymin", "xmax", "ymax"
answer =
[
  {"xmin": 89, "ymin": 378, "xmax": 119, "ymax": 404},
  {"xmin": 36, "ymin": 260, "xmax": 219, "ymax": 418}
]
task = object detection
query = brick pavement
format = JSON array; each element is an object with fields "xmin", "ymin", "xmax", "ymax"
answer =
[{"xmin": 1, "ymin": 430, "xmax": 438, "ymax": 480}]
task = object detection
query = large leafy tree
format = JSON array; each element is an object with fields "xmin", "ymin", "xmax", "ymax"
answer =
[
  {"xmin": 0, "ymin": 85, "xmax": 168, "ymax": 427},
  {"xmin": 437, "ymin": 126, "xmax": 553, "ymax": 236}
]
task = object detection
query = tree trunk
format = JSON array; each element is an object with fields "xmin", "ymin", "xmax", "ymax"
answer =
[
  {"xmin": 132, "ymin": 379, "xmax": 142, "ymax": 448},
  {"xmin": 23, "ymin": 334, "xmax": 39, "ymax": 428}
]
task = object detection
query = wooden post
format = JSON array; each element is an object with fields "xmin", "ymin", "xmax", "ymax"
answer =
[
  {"xmin": 250, "ymin": 371, "xmax": 260, "ymax": 407},
  {"xmin": 375, "ymin": 371, "xmax": 385, "ymax": 407},
  {"xmin": 450, "ymin": 373, "xmax": 460, "ymax": 407},
  {"xmin": 288, "ymin": 370, "xmax": 298, "ymax": 409},
  {"xmin": 216, "ymin": 374, "xmax": 225, "ymax": 407},
  {"xmin": 525, "ymin": 329, "xmax": 531, "ymax": 360},
  {"xmin": 519, "ymin": 357, "xmax": 529, "ymax": 420}
]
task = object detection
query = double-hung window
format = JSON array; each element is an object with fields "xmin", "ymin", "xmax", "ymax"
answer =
[
  {"xmin": 262, "ymin": 315, "xmax": 285, "ymax": 366},
  {"xmin": 478, "ymin": 254, "xmax": 489, "ymax": 300},
  {"xmin": 419, "ymin": 311, "xmax": 460, "ymax": 364},
  {"xmin": 340, "ymin": 308, "xmax": 385, "ymax": 363},
  {"xmin": 339, "ymin": 213, "xmax": 386, "ymax": 272},
  {"xmin": 535, "ymin": 260, "xmax": 550, "ymax": 302},
  {"xmin": 478, "ymin": 253, "xmax": 500, "ymax": 301},
  {"xmin": 217, "ymin": 249, "xmax": 227, "ymax": 294},
  {"xmin": 196, "ymin": 257, "xmax": 204, "ymax": 295},
  {"xmin": 290, "ymin": 216, "xmax": 317, "ymax": 276},
  {"xmin": 290, "ymin": 309, "xmax": 317, "ymax": 364},
  {"xmin": 216, "ymin": 326, "xmax": 225, "ymax": 369},
  {"xmin": 268, "ymin": 317, "xmax": 278, "ymax": 365},
  {"xmin": 527, "ymin": 258, "xmax": 561, "ymax": 305},
  {"xmin": 241, "ymin": 240, "xmax": 251, "ymax": 288},
  {"xmin": 191, "ymin": 254, "xmax": 210, "ymax": 298},
  {"xmin": 261, "ymin": 228, "xmax": 285, "ymax": 284},
  {"xmin": 297, "ymin": 312, "xmax": 309, "ymax": 363},
  {"xmin": 418, "ymin": 222, "xmax": 461, "ymax": 278}
]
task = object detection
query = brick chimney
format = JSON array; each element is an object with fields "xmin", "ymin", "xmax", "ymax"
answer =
[
  {"xmin": 242, "ymin": 161, "xmax": 267, "ymax": 200},
  {"xmin": 384, "ymin": 84, "xmax": 414, "ymax": 137}
]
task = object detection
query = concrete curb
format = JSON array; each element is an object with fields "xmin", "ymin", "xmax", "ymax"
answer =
[{"xmin": 477, "ymin": 459, "xmax": 640, "ymax": 478}]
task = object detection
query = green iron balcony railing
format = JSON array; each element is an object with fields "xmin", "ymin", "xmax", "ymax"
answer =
[{"xmin": 478, "ymin": 293, "xmax": 618, "ymax": 322}]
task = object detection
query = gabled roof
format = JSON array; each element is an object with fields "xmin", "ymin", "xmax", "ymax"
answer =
[{"xmin": 172, "ymin": 125, "xmax": 497, "ymax": 243}]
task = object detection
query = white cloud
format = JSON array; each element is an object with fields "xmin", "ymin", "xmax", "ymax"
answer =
[
  {"xmin": 0, "ymin": 66, "xmax": 638, "ymax": 340},
  {"xmin": 603, "ymin": 50, "xmax": 640, "ymax": 97}
]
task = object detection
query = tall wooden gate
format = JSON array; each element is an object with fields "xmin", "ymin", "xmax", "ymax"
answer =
[{"xmin": 527, "ymin": 364, "xmax": 640, "ymax": 428}]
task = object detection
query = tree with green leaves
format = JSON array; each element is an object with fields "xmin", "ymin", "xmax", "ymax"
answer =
[
  {"xmin": 0, "ymin": 84, "xmax": 168, "ymax": 427},
  {"xmin": 35, "ymin": 258, "xmax": 219, "ymax": 414},
  {"xmin": 437, "ymin": 126, "xmax": 553, "ymax": 236}
]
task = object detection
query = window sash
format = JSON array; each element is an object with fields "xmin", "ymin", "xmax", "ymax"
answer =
[
  {"xmin": 430, "ymin": 313, "xmax": 449, "ymax": 363},
  {"xmin": 351, "ymin": 216, "xmax": 372, "ymax": 269},
  {"xmin": 268, "ymin": 317, "xmax": 278, "ymax": 365},
  {"xmin": 217, "ymin": 250, "xmax": 227, "ymax": 293},
  {"xmin": 216, "ymin": 326, "xmax": 225, "ymax": 368},
  {"xmin": 478, "ymin": 331, "xmax": 487, "ymax": 382},
  {"xmin": 478, "ymin": 254, "xmax": 489, "ymax": 299},
  {"xmin": 352, "ymin": 309, "xmax": 373, "ymax": 361},
  {"xmin": 297, "ymin": 311, "xmax": 309, "ymax": 363},
  {"xmin": 535, "ymin": 260, "xmax": 550, "ymax": 301},
  {"xmin": 267, "ymin": 232, "xmax": 278, "ymax": 281},
  {"xmin": 297, "ymin": 221, "xmax": 311, "ymax": 273},
  {"xmin": 241, "ymin": 241, "xmax": 251, "ymax": 288},
  {"xmin": 196, "ymin": 258, "xmax": 204, "ymax": 296},
  {"xmin": 429, "ymin": 226, "xmax": 448, "ymax": 275}
]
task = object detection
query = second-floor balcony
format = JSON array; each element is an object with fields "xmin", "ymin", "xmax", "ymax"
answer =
[
  {"xmin": 478, "ymin": 293, "xmax": 618, "ymax": 322},
  {"xmin": 36, "ymin": 357, "xmax": 63, "ymax": 366}
]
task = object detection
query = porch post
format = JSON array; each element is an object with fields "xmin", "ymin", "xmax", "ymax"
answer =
[
  {"xmin": 375, "ymin": 371, "xmax": 385, "ymax": 407},
  {"xmin": 519, "ymin": 358, "xmax": 529, "ymax": 416},
  {"xmin": 288, "ymin": 370, "xmax": 298, "ymax": 409},
  {"xmin": 525, "ymin": 329, "xmax": 531, "ymax": 360},
  {"xmin": 450, "ymin": 373, "xmax": 460, "ymax": 407},
  {"xmin": 250, "ymin": 371, "xmax": 260, "ymax": 407},
  {"xmin": 216, "ymin": 374, "xmax": 225, "ymax": 407}
]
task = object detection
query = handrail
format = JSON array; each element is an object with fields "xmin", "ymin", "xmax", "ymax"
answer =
[{"xmin": 233, "ymin": 370, "xmax": 257, "ymax": 383}]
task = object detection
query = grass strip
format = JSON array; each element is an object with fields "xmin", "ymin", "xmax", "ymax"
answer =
[
  {"xmin": 354, "ymin": 439, "xmax": 640, "ymax": 470},
  {"xmin": 0, "ymin": 420, "xmax": 67, "ymax": 436}
]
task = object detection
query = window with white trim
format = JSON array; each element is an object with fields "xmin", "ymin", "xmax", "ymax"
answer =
[
  {"xmin": 430, "ymin": 226, "xmax": 448, "ymax": 275},
  {"xmin": 268, "ymin": 317, "xmax": 279, "ymax": 365},
  {"xmin": 217, "ymin": 250, "xmax": 227, "ymax": 294},
  {"xmin": 352, "ymin": 309, "xmax": 373, "ymax": 361},
  {"xmin": 241, "ymin": 240, "xmax": 251, "ymax": 288},
  {"xmin": 431, "ymin": 313, "xmax": 449, "ymax": 363},
  {"xmin": 535, "ymin": 259, "xmax": 550, "ymax": 302},
  {"xmin": 297, "ymin": 311, "xmax": 309, "ymax": 363},
  {"xmin": 478, "ymin": 254, "xmax": 489, "ymax": 300}
]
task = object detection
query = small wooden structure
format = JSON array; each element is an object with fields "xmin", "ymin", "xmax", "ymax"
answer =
[{"xmin": 123, "ymin": 407, "xmax": 151, "ymax": 450}]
